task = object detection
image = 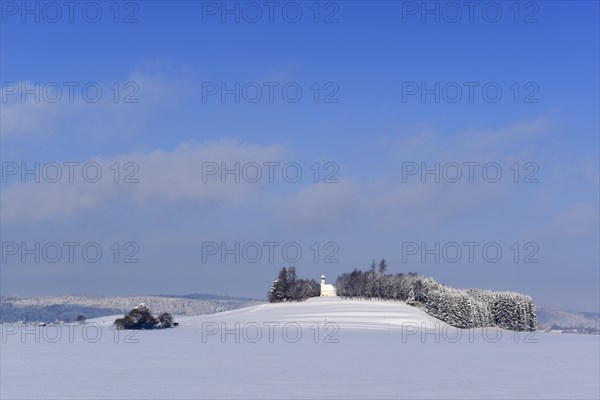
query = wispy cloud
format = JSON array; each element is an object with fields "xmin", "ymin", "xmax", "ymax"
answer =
[
  {"xmin": 0, "ymin": 65, "xmax": 192, "ymax": 139},
  {"xmin": 1, "ymin": 139, "xmax": 285, "ymax": 223}
]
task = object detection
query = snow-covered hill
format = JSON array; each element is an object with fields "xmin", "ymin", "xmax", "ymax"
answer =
[
  {"xmin": 179, "ymin": 296, "xmax": 449, "ymax": 331},
  {"xmin": 537, "ymin": 307, "xmax": 600, "ymax": 332},
  {"xmin": 2, "ymin": 297, "xmax": 598, "ymax": 399},
  {"xmin": 0, "ymin": 294, "xmax": 262, "ymax": 323}
]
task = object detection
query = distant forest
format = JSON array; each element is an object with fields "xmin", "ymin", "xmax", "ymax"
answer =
[{"xmin": 0, "ymin": 295, "xmax": 261, "ymax": 323}]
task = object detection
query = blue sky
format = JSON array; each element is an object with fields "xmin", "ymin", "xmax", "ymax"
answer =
[{"xmin": 1, "ymin": 1, "xmax": 598, "ymax": 312}]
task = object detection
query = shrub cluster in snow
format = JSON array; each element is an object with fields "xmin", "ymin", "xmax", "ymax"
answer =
[
  {"xmin": 114, "ymin": 304, "xmax": 174, "ymax": 330},
  {"xmin": 334, "ymin": 261, "xmax": 537, "ymax": 331}
]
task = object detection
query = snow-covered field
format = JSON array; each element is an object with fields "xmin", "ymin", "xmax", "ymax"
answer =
[{"xmin": 2, "ymin": 297, "xmax": 598, "ymax": 399}]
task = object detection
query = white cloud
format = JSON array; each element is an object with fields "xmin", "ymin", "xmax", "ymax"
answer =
[
  {"xmin": 0, "ymin": 66, "xmax": 192, "ymax": 138},
  {"xmin": 460, "ymin": 117, "xmax": 551, "ymax": 153},
  {"xmin": 544, "ymin": 203, "xmax": 599, "ymax": 238},
  {"xmin": 1, "ymin": 139, "xmax": 286, "ymax": 224},
  {"xmin": 0, "ymin": 91, "xmax": 83, "ymax": 137}
]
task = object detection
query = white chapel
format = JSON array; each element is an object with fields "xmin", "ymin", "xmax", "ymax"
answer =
[{"xmin": 320, "ymin": 274, "xmax": 337, "ymax": 297}]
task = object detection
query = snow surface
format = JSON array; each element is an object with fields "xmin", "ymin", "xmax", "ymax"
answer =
[{"xmin": 1, "ymin": 297, "xmax": 599, "ymax": 399}]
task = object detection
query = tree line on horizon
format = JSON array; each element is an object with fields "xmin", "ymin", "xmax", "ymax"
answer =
[{"xmin": 267, "ymin": 260, "xmax": 537, "ymax": 332}]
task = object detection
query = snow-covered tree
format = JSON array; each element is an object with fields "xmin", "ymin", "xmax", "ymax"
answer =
[
  {"xmin": 330, "ymin": 260, "xmax": 537, "ymax": 331},
  {"xmin": 268, "ymin": 267, "xmax": 288, "ymax": 303},
  {"xmin": 114, "ymin": 307, "xmax": 174, "ymax": 330},
  {"xmin": 285, "ymin": 266, "xmax": 298, "ymax": 301},
  {"xmin": 268, "ymin": 267, "xmax": 319, "ymax": 303}
]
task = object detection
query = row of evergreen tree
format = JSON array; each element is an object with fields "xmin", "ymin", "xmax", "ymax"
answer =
[
  {"xmin": 267, "ymin": 260, "xmax": 537, "ymax": 331},
  {"xmin": 268, "ymin": 267, "xmax": 320, "ymax": 303},
  {"xmin": 335, "ymin": 260, "xmax": 536, "ymax": 331}
]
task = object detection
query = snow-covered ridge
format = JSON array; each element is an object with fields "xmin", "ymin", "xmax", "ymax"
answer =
[
  {"xmin": 537, "ymin": 307, "xmax": 600, "ymax": 332},
  {"xmin": 0, "ymin": 294, "xmax": 263, "ymax": 322}
]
